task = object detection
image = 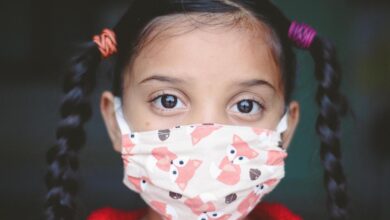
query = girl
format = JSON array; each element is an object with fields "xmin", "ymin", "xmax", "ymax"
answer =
[{"xmin": 45, "ymin": 0, "xmax": 349, "ymax": 219}]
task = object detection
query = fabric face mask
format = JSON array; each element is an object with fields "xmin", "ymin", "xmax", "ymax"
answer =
[{"xmin": 114, "ymin": 97, "xmax": 289, "ymax": 220}]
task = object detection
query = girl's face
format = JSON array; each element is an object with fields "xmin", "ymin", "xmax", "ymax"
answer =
[{"xmin": 101, "ymin": 19, "xmax": 300, "ymax": 152}]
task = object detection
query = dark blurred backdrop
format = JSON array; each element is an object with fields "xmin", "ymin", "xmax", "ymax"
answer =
[{"xmin": 0, "ymin": 0, "xmax": 389, "ymax": 219}]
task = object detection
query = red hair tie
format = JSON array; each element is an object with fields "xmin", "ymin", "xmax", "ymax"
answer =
[
  {"xmin": 288, "ymin": 21, "xmax": 317, "ymax": 49},
  {"xmin": 93, "ymin": 28, "xmax": 118, "ymax": 58}
]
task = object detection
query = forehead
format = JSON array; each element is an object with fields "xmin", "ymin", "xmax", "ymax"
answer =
[{"xmin": 126, "ymin": 13, "xmax": 283, "ymax": 94}]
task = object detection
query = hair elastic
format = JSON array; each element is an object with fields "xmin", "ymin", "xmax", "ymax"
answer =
[
  {"xmin": 93, "ymin": 28, "xmax": 118, "ymax": 58},
  {"xmin": 288, "ymin": 21, "xmax": 317, "ymax": 49}
]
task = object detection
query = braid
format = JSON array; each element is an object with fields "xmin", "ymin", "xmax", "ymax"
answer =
[
  {"xmin": 45, "ymin": 44, "xmax": 101, "ymax": 220},
  {"xmin": 310, "ymin": 37, "xmax": 349, "ymax": 220},
  {"xmin": 44, "ymin": 3, "xmax": 146, "ymax": 218}
]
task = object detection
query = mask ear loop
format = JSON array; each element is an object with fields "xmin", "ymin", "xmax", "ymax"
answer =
[
  {"xmin": 276, "ymin": 107, "xmax": 289, "ymax": 134},
  {"xmin": 114, "ymin": 97, "xmax": 131, "ymax": 135},
  {"xmin": 276, "ymin": 107, "xmax": 289, "ymax": 150}
]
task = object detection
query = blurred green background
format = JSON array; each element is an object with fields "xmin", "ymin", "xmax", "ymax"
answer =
[{"xmin": 0, "ymin": 0, "xmax": 389, "ymax": 219}]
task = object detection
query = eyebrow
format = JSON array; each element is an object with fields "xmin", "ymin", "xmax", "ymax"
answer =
[
  {"xmin": 138, "ymin": 74, "xmax": 276, "ymax": 91},
  {"xmin": 238, "ymin": 79, "xmax": 276, "ymax": 92},
  {"xmin": 138, "ymin": 75, "xmax": 186, "ymax": 85}
]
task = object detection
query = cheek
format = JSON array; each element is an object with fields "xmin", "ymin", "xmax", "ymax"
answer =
[
  {"xmin": 125, "ymin": 108, "xmax": 158, "ymax": 132},
  {"xmin": 249, "ymin": 103, "xmax": 285, "ymax": 130},
  {"xmin": 122, "ymin": 89, "xmax": 154, "ymax": 132},
  {"xmin": 126, "ymin": 104, "xmax": 186, "ymax": 132}
]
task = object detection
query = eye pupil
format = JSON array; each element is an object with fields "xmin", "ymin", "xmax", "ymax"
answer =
[
  {"xmin": 161, "ymin": 95, "xmax": 177, "ymax": 108},
  {"xmin": 230, "ymin": 150, "xmax": 235, "ymax": 154},
  {"xmin": 237, "ymin": 100, "xmax": 253, "ymax": 113},
  {"xmin": 179, "ymin": 160, "xmax": 184, "ymax": 165}
]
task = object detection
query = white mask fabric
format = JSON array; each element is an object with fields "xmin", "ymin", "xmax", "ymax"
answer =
[{"xmin": 114, "ymin": 97, "xmax": 289, "ymax": 220}]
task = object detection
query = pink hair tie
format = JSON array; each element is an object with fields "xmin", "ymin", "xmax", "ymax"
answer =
[
  {"xmin": 93, "ymin": 28, "xmax": 118, "ymax": 58},
  {"xmin": 288, "ymin": 21, "xmax": 317, "ymax": 49}
]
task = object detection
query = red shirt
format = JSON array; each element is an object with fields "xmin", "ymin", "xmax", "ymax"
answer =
[{"xmin": 88, "ymin": 202, "xmax": 302, "ymax": 220}]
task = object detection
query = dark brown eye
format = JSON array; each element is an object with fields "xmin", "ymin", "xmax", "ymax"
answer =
[
  {"xmin": 151, "ymin": 94, "xmax": 185, "ymax": 110},
  {"xmin": 230, "ymin": 99, "xmax": 262, "ymax": 116},
  {"xmin": 237, "ymin": 100, "xmax": 253, "ymax": 113},
  {"xmin": 161, "ymin": 95, "xmax": 177, "ymax": 108}
]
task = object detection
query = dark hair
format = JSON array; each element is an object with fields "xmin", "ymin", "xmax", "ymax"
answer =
[{"xmin": 45, "ymin": 0, "xmax": 349, "ymax": 219}]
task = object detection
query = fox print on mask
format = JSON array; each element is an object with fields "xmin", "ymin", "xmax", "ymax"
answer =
[
  {"xmin": 152, "ymin": 146, "xmax": 202, "ymax": 190},
  {"xmin": 209, "ymin": 135, "xmax": 259, "ymax": 185},
  {"xmin": 114, "ymin": 97, "xmax": 289, "ymax": 220}
]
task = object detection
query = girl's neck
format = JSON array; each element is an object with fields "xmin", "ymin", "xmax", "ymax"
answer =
[{"xmin": 141, "ymin": 208, "xmax": 162, "ymax": 220}]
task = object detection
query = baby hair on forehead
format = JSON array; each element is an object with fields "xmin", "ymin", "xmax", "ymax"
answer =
[{"xmin": 44, "ymin": 1, "xmax": 350, "ymax": 220}]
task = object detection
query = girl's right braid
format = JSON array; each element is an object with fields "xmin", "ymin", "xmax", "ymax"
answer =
[
  {"xmin": 45, "ymin": 45, "xmax": 101, "ymax": 220},
  {"xmin": 44, "ymin": 3, "xmax": 144, "ymax": 218}
]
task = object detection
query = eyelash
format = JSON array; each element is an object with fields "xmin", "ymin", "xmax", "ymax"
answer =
[
  {"xmin": 148, "ymin": 92, "xmax": 265, "ymax": 117},
  {"xmin": 148, "ymin": 92, "xmax": 186, "ymax": 113},
  {"xmin": 230, "ymin": 98, "xmax": 265, "ymax": 115}
]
